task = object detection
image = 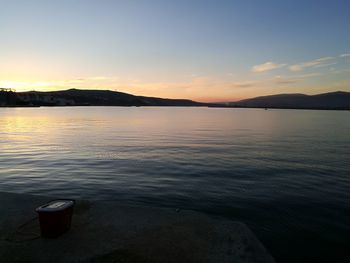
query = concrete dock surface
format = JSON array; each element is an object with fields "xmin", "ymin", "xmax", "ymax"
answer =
[{"xmin": 0, "ymin": 192, "xmax": 275, "ymax": 262}]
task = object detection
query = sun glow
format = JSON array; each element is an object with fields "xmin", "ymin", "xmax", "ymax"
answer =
[{"xmin": 0, "ymin": 81, "xmax": 53, "ymax": 92}]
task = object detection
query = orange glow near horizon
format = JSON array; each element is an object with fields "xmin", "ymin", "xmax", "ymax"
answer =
[
  {"xmin": 1, "ymin": 65, "xmax": 350, "ymax": 103},
  {"xmin": 0, "ymin": 78, "xmax": 246, "ymax": 102}
]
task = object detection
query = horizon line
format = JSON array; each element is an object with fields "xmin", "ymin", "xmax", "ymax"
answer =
[{"xmin": 2, "ymin": 87, "xmax": 348, "ymax": 104}]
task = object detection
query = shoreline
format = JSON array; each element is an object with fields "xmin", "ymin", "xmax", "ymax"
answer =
[
  {"xmin": 1, "ymin": 104, "xmax": 349, "ymax": 111},
  {"xmin": 0, "ymin": 191, "xmax": 275, "ymax": 263}
]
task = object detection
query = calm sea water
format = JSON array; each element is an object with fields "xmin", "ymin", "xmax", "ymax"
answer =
[{"xmin": 0, "ymin": 107, "xmax": 349, "ymax": 262}]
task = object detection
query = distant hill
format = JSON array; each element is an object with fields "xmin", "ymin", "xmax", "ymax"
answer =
[
  {"xmin": 1, "ymin": 89, "xmax": 349, "ymax": 110},
  {"xmin": 12, "ymin": 89, "xmax": 207, "ymax": 107},
  {"xmin": 225, "ymin": 91, "xmax": 350, "ymax": 110}
]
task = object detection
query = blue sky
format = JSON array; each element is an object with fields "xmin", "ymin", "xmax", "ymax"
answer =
[{"xmin": 1, "ymin": 0, "xmax": 349, "ymax": 101}]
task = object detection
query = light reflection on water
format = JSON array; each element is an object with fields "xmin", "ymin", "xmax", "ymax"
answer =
[{"xmin": 0, "ymin": 106, "xmax": 350, "ymax": 262}]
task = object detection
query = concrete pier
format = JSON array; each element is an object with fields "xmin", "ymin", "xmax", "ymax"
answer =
[{"xmin": 0, "ymin": 192, "xmax": 275, "ymax": 262}]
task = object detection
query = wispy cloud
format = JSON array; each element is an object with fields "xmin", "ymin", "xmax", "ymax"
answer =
[
  {"xmin": 313, "ymin": 62, "xmax": 337, "ymax": 68},
  {"xmin": 251, "ymin": 61, "xmax": 286, "ymax": 73},
  {"xmin": 253, "ymin": 53, "xmax": 347, "ymax": 75},
  {"xmin": 227, "ymin": 72, "xmax": 321, "ymax": 90},
  {"xmin": 331, "ymin": 68, "xmax": 350, "ymax": 74},
  {"xmin": 289, "ymin": 57, "xmax": 335, "ymax": 72},
  {"xmin": 230, "ymin": 81, "xmax": 255, "ymax": 88},
  {"xmin": 272, "ymin": 73, "xmax": 321, "ymax": 85},
  {"xmin": 340, "ymin": 53, "xmax": 350, "ymax": 58}
]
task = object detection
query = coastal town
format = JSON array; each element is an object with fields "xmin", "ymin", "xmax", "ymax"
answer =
[{"xmin": 0, "ymin": 88, "xmax": 75, "ymax": 107}]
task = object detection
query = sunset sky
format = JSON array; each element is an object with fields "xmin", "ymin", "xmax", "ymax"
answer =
[{"xmin": 1, "ymin": 0, "xmax": 350, "ymax": 102}]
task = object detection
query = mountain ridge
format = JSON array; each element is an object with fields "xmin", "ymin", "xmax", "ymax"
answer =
[
  {"xmin": 7, "ymin": 88, "xmax": 208, "ymax": 107},
  {"xmin": 225, "ymin": 91, "xmax": 350, "ymax": 110},
  {"xmin": 1, "ymin": 88, "xmax": 349, "ymax": 110}
]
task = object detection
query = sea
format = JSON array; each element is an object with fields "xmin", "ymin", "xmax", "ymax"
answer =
[{"xmin": 0, "ymin": 106, "xmax": 349, "ymax": 262}]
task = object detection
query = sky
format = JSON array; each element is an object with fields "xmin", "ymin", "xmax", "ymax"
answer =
[{"xmin": 1, "ymin": 0, "xmax": 350, "ymax": 102}]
